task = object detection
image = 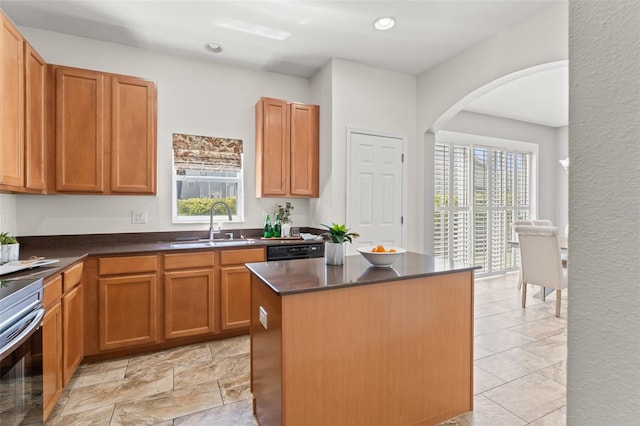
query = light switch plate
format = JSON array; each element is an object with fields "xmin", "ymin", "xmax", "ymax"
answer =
[{"xmin": 259, "ymin": 306, "xmax": 268, "ymax": 329}]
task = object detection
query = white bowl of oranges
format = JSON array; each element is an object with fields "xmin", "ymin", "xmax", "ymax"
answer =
[{"xmin": 357, "ymin": 245, "xmax": 406, "ymax": 268}]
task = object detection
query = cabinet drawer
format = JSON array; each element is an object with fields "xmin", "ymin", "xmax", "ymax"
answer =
[
  {"xmin": 43, "ymin": 275, "xmax": 62, "ymax": 308},
  {"xmin": 98, "ymin": 255, "xmax": 158, "ymax": 275},
  {"xmin": 164, "ymin": 252, "xmax": 215, "ymax": 271},
  {"xmin": 220, "ymin": 248, "xmax": 265, "ymax": 266},
  {"xmin": 63, "ymin": 262, "xmax": 84, "ymax": 292}
]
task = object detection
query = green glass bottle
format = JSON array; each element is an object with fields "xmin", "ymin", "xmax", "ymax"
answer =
[
  {"xmin": 273, "ymin": 213, "xmax": 282, "ymax": 238},
  {"xmin": 263, "ymin": 213, "xmax": 273, "ymax": 238}
]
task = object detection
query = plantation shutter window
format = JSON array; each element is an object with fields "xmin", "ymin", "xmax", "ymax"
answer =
[{"xmin": 434, "ymin": 138, "xmax": 532, "ymax": 276}]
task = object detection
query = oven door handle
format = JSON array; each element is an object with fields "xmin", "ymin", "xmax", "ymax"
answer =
[{"xmin": 0, "ymin": 308, "xmax": 45, "ymax": 362}]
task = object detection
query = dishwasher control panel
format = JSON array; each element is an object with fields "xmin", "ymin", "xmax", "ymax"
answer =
[{"xmin": 266, "ymin": 243, "xmax": 324, "ymax": 261}]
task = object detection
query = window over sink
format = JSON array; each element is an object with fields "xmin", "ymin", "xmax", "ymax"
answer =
[{"xmin": 171, "ymin": 133, "xmax": 244, "ymax": 224}]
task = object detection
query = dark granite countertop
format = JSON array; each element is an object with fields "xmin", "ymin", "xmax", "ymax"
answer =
[
  {"xmin": 246, "ymin": 252, "xmax": 480, "ymax": 295},
  {"xmin": 3, "ymin": 229, "xmax": 324, "ymax": 282},
  {"xmin": 16, "ymin": 229, "xmax": 324, "ymax": 260}
]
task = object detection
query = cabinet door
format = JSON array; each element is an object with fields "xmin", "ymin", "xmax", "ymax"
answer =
[
  {"xmin": 99, "ymin": 274, "xmax": 157, "ymax": 351},
  {"xmin": 256, "ymin": 97, "xmax": 289, "ymax": 197},
  {"xmin": 220, "ymin": 266, "xmax": 251, "ymax": 330},
  {"xmin": 111, "ymin": 75, "xmax": 156, "ymax": 194},
  {"xmin": 290, "ymin": 102, "xmax": 319, "ymax": 197},
  {"xmin": 24, "ymin": 43, "xmax": 47, "ymax": 191},
  {"xmin": 164, "ymin": 269, "xmax": 216, "ymax": 339},
  {"xmin": 42, "ymin": 301, "xmax": 62, "ymax": 421},
  {"xmin": 62, "ymin": 283, "xmax": 83, "ymax": 386},
  {"xmin": 55, "ymin": 66, "xmax": 106, "ymax": 193},
  {"xmin": 0, "ymin": 15, "xmax": 24, "ymax": 188}
]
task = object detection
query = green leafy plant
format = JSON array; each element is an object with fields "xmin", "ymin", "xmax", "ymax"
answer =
[
  {"xmin": 276, "ymin": 202, "xmax": 294, "ymax": 224},
  {"xmin": 321, "ymin": 223, "xmax": 360, "ymax": 244},
  {"xmin": 177, "ymin": 197, "xmax": 237, "ymax": 216},
  {"xmin": 0, "ymin": 232, "xmax": 18, "ymax": 245}
]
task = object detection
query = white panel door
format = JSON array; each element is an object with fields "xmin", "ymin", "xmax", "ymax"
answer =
[{"xmin": 347, "ymin": 131, "xmax": 404, "ymax": 254}]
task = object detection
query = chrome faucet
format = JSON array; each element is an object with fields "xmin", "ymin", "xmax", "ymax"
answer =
[{"xmin": 209, "ymin": 201, "xmax": 233, "ymax": 242}]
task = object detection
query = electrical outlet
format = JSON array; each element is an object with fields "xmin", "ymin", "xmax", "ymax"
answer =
[
  {"xmin": 131, "ymin": 210, "xmax": 148, "ymax": 224},
  {"xmin": 259, "ymin": 306, "xmax": 268, "ymax": 329}
]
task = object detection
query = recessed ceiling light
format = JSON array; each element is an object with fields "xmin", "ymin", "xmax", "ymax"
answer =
[
  {"xmin": 373, "ymin": 16, "xmax": 396, "ymax": 31},
  {"xmin": 205, "ymin": 42, "xmax": 224, "ymax": 53}
]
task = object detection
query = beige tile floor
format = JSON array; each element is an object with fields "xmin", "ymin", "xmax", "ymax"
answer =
[{"xmin": 46, "ymin": 272, "xmax": 567, "ymax": 425}]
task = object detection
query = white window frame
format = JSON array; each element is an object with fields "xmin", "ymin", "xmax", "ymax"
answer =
[
  {"xmin": 435, "ymin": 131, "xmax": 538, "ymax": 276},
  {"xmin": 171, "ymin": 157, "xmax": 245, "ymax": 224}
]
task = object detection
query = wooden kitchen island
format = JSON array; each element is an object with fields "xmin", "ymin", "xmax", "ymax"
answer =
[{"xmin": 246, "ymin": 252, "xmax": 480, "ymax": 426}]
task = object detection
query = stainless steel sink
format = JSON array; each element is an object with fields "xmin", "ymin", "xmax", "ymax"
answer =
[{"xmin": 170, "ymin": 239, "xmax": 258, "ymax": 249}]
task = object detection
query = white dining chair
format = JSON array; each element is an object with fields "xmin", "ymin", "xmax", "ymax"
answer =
[
  {"xmin": 512, "ymin": 219, "xmax": 555, "ymax": 289},
  {"xmin": 514, "ymin": 225, "xmax": 568, "ymax": 317}
]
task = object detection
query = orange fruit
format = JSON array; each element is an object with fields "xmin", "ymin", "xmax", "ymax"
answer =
[{"xmin": 390, "ymin": 249, "xmax": 396, "ymax": 252}]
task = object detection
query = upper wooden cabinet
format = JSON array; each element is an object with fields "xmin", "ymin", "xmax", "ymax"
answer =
[
  {"xmin": 0, "ymin": 14, "xmax": 25, "ymax": 189},
  {"xmin": 255, "ymin": 97, "xmax": 319, "ymax": 198},
  {"xmin": 0, "ymin": 14, "xmax": 50, "ymax": 194},
  {"xmin": 54, "ymin": 65, "xmax": 157, "ymax": 194},
  {"xmin": 24, "ymin": 42, "xmax": 48, "ymax": 192}
]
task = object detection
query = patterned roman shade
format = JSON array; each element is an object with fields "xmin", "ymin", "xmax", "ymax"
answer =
[{"xmin": 172, "ymin": 133, "xmax": 243, "ymax": 172}]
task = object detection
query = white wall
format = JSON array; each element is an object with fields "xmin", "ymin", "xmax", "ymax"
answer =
[
  {"xmin": 554, "ymin": 126, "xmax": 568, "ymax": 234},
  {"xmin": 568, "ymin": 1, "xmax": 640, "ymax": 423},
  {"xmin": 417, "ymin": 2, "xmax": 568, "ymax": 253},
  {"xmin": 14, "ymin": 27, "xmax": 313, "ymax": 236},
  {"xmin": 313, "ymin": 59, "xmax": 419, "ymax": 250},
  {"xmin": 309, "ymin": 60, "xmax": 333, "ymax": 230},
  {"xmin": 441, "ymin": 110, "xmax": 567, "ymax": 230},
  {"xmin": 0, "ymin": 194, "xmax": 17, "ymax": 235}
]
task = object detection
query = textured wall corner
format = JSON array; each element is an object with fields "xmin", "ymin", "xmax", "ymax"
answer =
[{"xmin": 568, "ymin": 1, "xmax": 640, "ymax": 424}]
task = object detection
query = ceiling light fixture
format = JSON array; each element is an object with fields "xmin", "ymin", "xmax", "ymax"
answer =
[
  {"xmin": 373, "ymin": 16, "xmax": 396, "ymax": 31},
  {"xmin": 205, "ymin": 42, "xmax": 224, "ymax": 53}
]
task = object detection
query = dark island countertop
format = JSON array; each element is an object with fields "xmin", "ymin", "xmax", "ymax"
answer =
[{"xmin": 246, "ymin": 252, "xmax": 480, "ymax": 295}]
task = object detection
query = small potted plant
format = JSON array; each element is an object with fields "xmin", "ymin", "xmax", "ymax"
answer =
[
  {"xmin": 321, "ymin": 223, "xmax": 359, "ymax": 265},
  {"xmin": 276, "ymin": 202, "xmax": 294, "ymax": 237},
  {"xmin": 0, "ymin": 232, "xmax": 19, "ymax": 264}
]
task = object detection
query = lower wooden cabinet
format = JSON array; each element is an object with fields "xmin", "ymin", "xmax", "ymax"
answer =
[
  {"xmin": 220, "ymin": 266, "xmax": 252, "ymax": 330},
  {"xmin": 83, "ymin": 248, "xmax": 265, "ymax": 358},
  {"xmin": 220, "ymin": 248, "xmax": 265, "ymax": 330},
  {"xmin": 163, "ymin": 251, "xmax": 216, "ymax": 339},
  {"xmin": 95, "ymin": 254, "xmax": 159, "ymax": 352},
  {"xmin": 41, "ymin": 261, "xmax": 84, "ymax": 422},
  {"xmin": 62, "ymin": 283, "xmax": 83, "ymax": 385},
  {"xmin": 42, "ymin": 301, "xmax": 62, "ymax": 421},
  {"xmin": 164, "ymin": 270, "xmax": 216, "ymax": 339},
  {"xmin": 98, "ymin": 273, "xmax": 158, "ymax": 351}
]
